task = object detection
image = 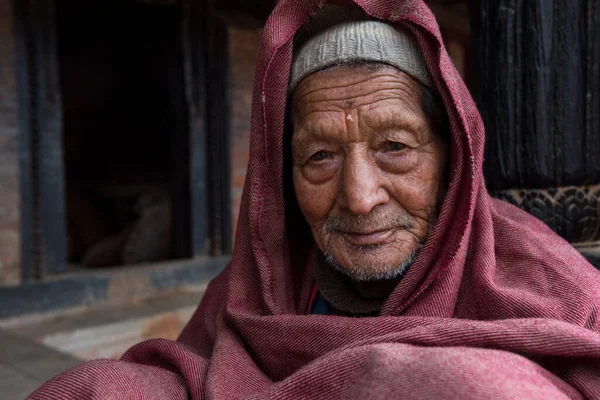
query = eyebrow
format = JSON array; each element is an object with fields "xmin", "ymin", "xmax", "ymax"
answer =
[
  {"xmin": 293, "ymin": 114, "xmax": 346, "ymax": 139},
  {"xmin": 360, "ymin": 111, "xmax": 427, "ymax": 134},
  {"xmin": 291, "ymin": 129, "xmax": 340, "ymax": 153},
  {"xmin": 290, "ymin": 135, "xmax": 328, "ymax": 160}
]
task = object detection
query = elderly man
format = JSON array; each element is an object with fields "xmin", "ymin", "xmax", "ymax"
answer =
[
  {"xmin": 29, "ymin": 0, "xmax": 600, "ymax": 399},
  {"xmin": 287, "ymin": 9, "xmax": 448, "ymax": 316}
]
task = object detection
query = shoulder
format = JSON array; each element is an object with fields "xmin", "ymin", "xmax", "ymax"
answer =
[
  {"xmin": 469, "ymin": 198, "xmax": 600, "ymax": 329},
  {"xmin": 489, "ymin": 198, "xmax": 596, "ymax": 274}
]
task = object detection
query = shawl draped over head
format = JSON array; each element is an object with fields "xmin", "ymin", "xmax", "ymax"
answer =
[{"xmin": 28, "ymin": 0, "xmax": 600, "ymax": 398}]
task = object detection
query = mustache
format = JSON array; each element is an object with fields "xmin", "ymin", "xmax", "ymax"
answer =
[{"xmin": 324, "ymin": 210, "xmax": 415, "ymax": 234}]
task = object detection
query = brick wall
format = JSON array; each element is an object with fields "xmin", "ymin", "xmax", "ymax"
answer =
[
  {"xmin": 229, "ymin": 26, "xmax": 262, "ymax": 237},
  {"xmin": 0, "ymin": 0, "xmax": 20, "ymax": 286}
]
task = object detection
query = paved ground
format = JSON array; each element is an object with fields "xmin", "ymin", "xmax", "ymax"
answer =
[
  {"xmin": 0, "ymin": 290, "xmax": 204, "ymax": 399},
  {"xmin": 0, "ymin": 329, "xmax": 81, "ymax": 399}
]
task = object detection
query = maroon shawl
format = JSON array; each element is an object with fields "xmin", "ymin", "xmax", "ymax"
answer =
[{"xmin": 29, "ymin": 0, "xmax": 600, "ymax": 398}]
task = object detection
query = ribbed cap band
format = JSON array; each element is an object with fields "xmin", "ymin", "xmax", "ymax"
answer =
[{"xmin": 290, "ymin": 14, "xmax": 434, "ymax": 92}]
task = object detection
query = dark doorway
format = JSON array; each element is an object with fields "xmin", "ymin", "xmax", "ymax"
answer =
[
  {"xmin": 56, "ymin": 0, "xmax": 189, "ymax": 267},
  {"xmin": 15, "ymin": 0, "xmax": 230, "ymax": 281}
]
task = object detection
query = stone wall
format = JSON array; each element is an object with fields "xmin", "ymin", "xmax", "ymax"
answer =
[
  {"xmin": 228, "ymin": 26, "xmax": 262, "ymax": 237},
  {"xmin": 0, "ymin": 0, "xmax": 20, "ymax": 286}
]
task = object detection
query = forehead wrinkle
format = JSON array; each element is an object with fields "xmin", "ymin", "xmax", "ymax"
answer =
[
  {"xmin": 293, "ymin": 70, "xmax": 418, "ymax": 107},
  {"xmin": 297, "ymin": 85, "xmax": 423, "ymax": 118},
  {"xmin": 298, "ymin": 81, "xmax": 412, "ymax": 107},
  {"xmin": 297, "ymin": 69, "xmax": 403, "ymax": 95}
]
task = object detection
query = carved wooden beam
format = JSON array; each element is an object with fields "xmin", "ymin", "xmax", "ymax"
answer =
[{"xmin": 471, "ymin": 0, "xmax": 600, "ymax": 247}]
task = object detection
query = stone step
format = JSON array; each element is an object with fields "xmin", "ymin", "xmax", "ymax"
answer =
[
  {"xmin": 0, "ymin": 329, "xmax": 80, "ymax": 399},
  {"xmin": 8, "ymin": 290, "xmax": 203, "ymax": 361}
]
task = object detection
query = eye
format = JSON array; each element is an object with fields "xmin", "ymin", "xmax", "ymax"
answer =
[
  {"xmin": 309, "ymin": 150, "xmax": 332, "ymax": 162},
  {"xmin": 384, "ymin": 141, "xmax": 406, "ymax": 152}
]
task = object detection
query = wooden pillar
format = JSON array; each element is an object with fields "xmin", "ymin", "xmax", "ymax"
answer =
[
  {"xmin": 14, "ymin": 0, "xmax": 67, "ymax": 281},
  {"xmin": 470, "ymin": 0, "xmax": 600, "ymax": 254},
  {"xmin": 180, "ymin": 0, "xmax": 232, "ymax": 256},
  {"xmin": 0, "ymin": 0, "xmax": 21, "ymax": 286}
]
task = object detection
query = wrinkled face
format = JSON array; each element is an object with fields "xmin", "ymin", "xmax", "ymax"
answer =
[{"xmin": 291, "ymin": 65, "xmax": 446, "ymax": 281}]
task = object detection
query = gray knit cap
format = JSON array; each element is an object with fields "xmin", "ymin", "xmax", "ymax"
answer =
[{"xmin": 289, "ymin": 5, "xmax": 434, "ymax": 92}]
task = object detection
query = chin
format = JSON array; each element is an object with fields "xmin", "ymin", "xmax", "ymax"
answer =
[{"xmin": 324, "ymin": 246, "xmax": 418, "ymax": 282}]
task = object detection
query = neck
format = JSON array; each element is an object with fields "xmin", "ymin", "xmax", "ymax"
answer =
[
  {"xmin": 314, "ymin": 254, "xmax": 404, "ymax": 315},
  {"xmin": 346, "ymin": 275, "xmax": 402, "ymax": 300}
]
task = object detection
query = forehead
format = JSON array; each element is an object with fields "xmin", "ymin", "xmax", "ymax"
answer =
[
  {"xmin": 291, "ymin": 65, "xmax": 428, "ymax": 136},
  {"xmin": 291, "ymin": 65, "xmax": 425, "ymax": 120}
]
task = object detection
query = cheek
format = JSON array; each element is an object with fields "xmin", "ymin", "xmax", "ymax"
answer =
[
  {"xmin": 293, "ymin": 167, "xmax": 337, "ymax": 225},
  {"xmin": 388, "ymin": 154, "xmax": 444, "ymax": 218}
]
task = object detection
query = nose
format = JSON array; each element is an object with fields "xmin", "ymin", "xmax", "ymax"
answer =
[{"xmin": 340, "ymin": 150, "xmax": 389, "ymax": 215}]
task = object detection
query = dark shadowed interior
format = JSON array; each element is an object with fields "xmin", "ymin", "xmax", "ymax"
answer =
[{"xmin": 57, "ymin": 0, "xmax": 186, "ymax": 267}]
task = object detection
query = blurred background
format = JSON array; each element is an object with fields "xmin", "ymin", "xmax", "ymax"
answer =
[{"xmin": 0, "ymin": 0, "xmax": 599, "ymax": 397}]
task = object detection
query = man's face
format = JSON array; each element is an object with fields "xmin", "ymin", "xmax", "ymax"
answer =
[{"xmin": 291, "ymin": 65, "xmax": 446, "ymax": 281}]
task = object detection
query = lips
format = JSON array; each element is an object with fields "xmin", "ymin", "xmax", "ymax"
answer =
[{"xmin": 342, "ymin": 228, "xmax": 395, "ymax": 246}]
